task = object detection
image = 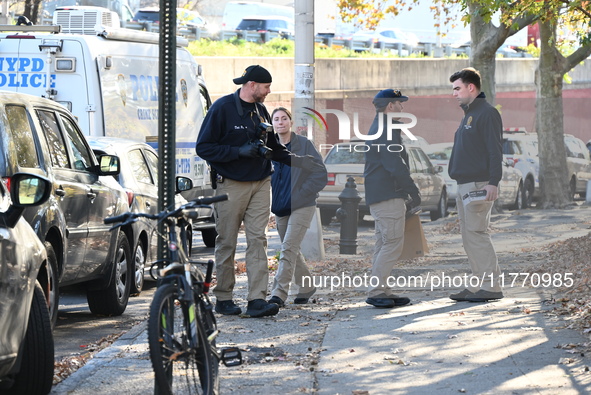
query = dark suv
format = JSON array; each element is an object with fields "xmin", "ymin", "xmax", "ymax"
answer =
[{"xmin": 0, "ymin": 92, "xmax": 133, "ymax": 327}]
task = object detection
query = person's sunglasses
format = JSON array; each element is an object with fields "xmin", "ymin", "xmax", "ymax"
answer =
[{"xmin": 392, "ymin": 89, "xmax": 402, "ymax": 97}]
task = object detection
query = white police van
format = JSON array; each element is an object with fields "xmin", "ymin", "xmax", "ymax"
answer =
[{"xmin": 0, "ymin": 6, "xmax": 212, "ymax": 199}]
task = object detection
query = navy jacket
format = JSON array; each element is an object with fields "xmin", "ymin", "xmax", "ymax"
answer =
[
  {"xmin": 271, "ymin": 133, "xmax": 328, "ymax": 217},
  {"xmin": 195, "ymin": 89, "xmax": 293, "ymax": 181},
  {"xmin": 363, "ymin": 113, "xmax": 419, "ymax": 206},
  {"xmin": 448, "ymin": 92, "xmax": 503, "ymax": 186}
]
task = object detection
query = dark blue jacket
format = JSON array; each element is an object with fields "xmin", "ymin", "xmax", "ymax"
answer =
[
  {"xmin": 448, "ymin": 92, "xmax": 503, "ymax": 186},
  {"xmin": 363, "ymin": 113, "xmax": 419, "ymax": 206},
  {"xmin": 271, "ymin": 133, "xmax": 328, "ymax": 217},
  {"xmin": 195, "ymin": 89, "xmax": 293, "ymax": 181}
]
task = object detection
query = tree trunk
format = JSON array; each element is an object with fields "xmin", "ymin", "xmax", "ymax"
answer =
[
  {"xmin": 468, "ymin": 1, "xmax": 499, "ymax": 106},
  {"xmin": 535, "ymin": 19, "xmax": 571, "ymax": 208}
]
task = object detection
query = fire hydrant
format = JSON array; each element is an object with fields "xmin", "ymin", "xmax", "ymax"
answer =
[{"xmin": 336, "ymin": 176, "xmax": 362, "ymax": 254}]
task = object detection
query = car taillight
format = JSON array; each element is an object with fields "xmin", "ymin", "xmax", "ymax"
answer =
[
  {"xmin": 327, "ymin": 173, "xmax": 335, "ymax": 186},
  {"xmin": 2, "ymin": 176, "xmax": 10, "ymax": 191},
  {"xmin": 125, "ymin": 190, "xmax": 134, "ymax": 207}
]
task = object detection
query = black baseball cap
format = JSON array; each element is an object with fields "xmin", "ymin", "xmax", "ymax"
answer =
[
  {"xmin": 233, "ymin": 65, "xmax": 272, "ymax": 84},
  {"xmin": 372, "ymin": 89, "xmax": 409, "ymax": 107}
]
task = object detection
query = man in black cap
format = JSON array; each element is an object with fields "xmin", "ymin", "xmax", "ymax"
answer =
[
  {"xmin": 196, "ymin": 65, "xmax": 322, "ymax": 318},
  {"xmin": 364, "ymin": 89, "xmax": 421, "ymax": 308}
]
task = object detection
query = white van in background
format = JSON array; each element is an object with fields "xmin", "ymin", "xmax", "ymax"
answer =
[
  {"xmin": 0, "ymin": 6, "xmax": 213, "ymax": 199},
  {"xmin": 221, "ymin": 1, "xmax": 293, "ymax": 30}
]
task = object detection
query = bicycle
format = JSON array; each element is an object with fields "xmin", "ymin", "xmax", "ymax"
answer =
[{"xmin": 105, "ymin": 191, "xmax": 241, "ymax": 395}]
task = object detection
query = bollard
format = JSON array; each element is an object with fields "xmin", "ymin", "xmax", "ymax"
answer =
[{"xmin": 336, "ymin": 176, "xmax": 362, "ymax": 254}]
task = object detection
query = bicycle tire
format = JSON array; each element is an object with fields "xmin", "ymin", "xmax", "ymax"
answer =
[
  {"xmin": 198, "ymin": 295, "xmax": 220, "ymax": 394},
  {"xmin": 148, "ymin": 283, "xmax": 215, "ymax": 395}
]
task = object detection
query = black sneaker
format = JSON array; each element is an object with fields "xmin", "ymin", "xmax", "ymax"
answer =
[
  {"xmin": 215, "ymin": 300, "xmax": 242, "ymax": 315},
  {"xmin": 366, "ymin": 297, "xmax": 396, "ymax": 308},
  {"xmin": 245, "ymin": 299, "xmax": 279, "ymax": 318},
  {"xmin": 294, "ymin": 287, "xmax": 317, "ymax": 304},
  {"xmin": 268, "ymin": 296, "xmax": 285, "ymax": 308},
  {"xmin": 449, "ymin": 289, "xmax": 475, "ymax": 302},
  {"xmin": 465, "ymin": 289, "xmax": 504, "ymax": 302}
]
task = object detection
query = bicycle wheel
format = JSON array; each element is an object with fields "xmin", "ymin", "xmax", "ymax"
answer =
[
  {"xmin": 198, "ymin": 296, "xmax": 220, "ymax": 394},
  {"xmin": 148, "ymin": 283, "xmax": 215, "ymax": 395}
]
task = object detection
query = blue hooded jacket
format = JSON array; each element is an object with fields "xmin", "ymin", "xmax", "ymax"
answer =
[{"xmin": 271, "ymin": 133, "xmax": 328, "ymax": 217}]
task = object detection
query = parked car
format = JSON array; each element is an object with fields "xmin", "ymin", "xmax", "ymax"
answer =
[
  {"xmin": 424, "ymin": 142, "xmax": 525, "ymax": 209},
  {"xmin": 87, "ymin": 137, "xmax": 216, "ymax": 294},
  {"xmin": 564, "ymin": 134, "xmax": 591, "ymax": 198},
  {"xmin": 317, "ymin": 141, "xmax": 448, "ymax": 225},
  {"xmin": 351, "ymin": 28, "xmax": 418, "ymax": 53},
  {"xmin": 0, "ymin": 91, "xmax": 132, "ymax": 326},
  {"xmin": 133, "ymin": 7, "xmax": 217, "ymax": 32},
  {"xmin": 236, "ymin": 15, "xmax": 295, "ymax": 39},
  {"xmin": 502, "ymin": 130, "xmax": 540, "ymax": 207},
  {"xmin": 0, "ymin": 174, "xmax": 54, "ymax": 394}
]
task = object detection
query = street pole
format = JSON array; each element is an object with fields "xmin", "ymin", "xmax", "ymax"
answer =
[
  {"xmin": 157, "ymin": 1, "xmax": 177, "ymax": 264},
  {"xmin": 294, "ymin": 0, "xmax": 325, "ymax": 261},
  {"xmin": 293, "ymin": 0, "xmax": 314, "ymax": 138}
]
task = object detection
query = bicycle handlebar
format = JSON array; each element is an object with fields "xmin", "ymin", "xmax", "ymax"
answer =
[{"xmin": 104, "ymin": 194, "xmax": 228, "ymax": 226}]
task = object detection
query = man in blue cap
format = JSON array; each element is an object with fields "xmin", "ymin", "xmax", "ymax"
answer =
[{"xmin": 364, "ymin": 89, "xmax": 421, "ymax": 308}]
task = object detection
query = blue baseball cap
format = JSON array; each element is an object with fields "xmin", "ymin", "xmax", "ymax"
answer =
[{"xmin": 372, "ymin": 89, "xmax": 409, "ymax": 107}]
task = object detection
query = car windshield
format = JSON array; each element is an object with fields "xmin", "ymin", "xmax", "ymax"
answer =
[
  {"xmin": 134, "ymin": 11, "xmax": 159, "ymax": 22},
  {"xmin": 324, "ymin": 146, "xmax": 365, "ymax": 164},
  {"xmin": 425, "ymin": 146, "xmax": 453, "ymax": 160},
  {"xmin": 237, "ymin": 19, "xmax": 266, "ymax": 30}
]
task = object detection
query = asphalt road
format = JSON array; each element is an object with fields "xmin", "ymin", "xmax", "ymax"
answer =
[{"xmin": 53, "ymin": 240, "xmax": 216, "ymax": 362}]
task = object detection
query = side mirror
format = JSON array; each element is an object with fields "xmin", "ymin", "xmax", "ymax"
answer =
[
  {"xmin": 434, "ymin": 165, "xmax": 443, "ymax": 174},
  {"xmin": 505, "ymin": 159, "xmax": 515, "ymax": 167},
  {"xmin": 10, "ymin": 173, "xmax": 52, "ymax": 207},
  {"xmin": 176, "ymin": 176, "xmax": 193, "ymax": 193},
  {"xmin": 98, "ymin": 154, "xmax": 120, "ymax": 176}
]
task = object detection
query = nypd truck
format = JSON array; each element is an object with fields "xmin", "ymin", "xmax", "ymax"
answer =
[{"xmin": 0, "ymin": 6, "xmax": 212, "ymax": 200}]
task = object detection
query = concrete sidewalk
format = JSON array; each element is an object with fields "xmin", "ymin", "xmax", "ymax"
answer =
[
  {"xmin": 51, "ymin": 207, "xmax": 591, "ymax": 394},
  {"xmin": 51, "ymin": 284, "xmax": 591, "ymax": 394}
]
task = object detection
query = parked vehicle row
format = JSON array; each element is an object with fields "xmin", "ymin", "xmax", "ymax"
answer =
[
  {"xmin": 502, "ymin": 129, "xmax": 591, "ymax": 203},
  {"xmin": 317, "ymin": 141, "xmax": 450, "ymax": 225},
  {"xmin": 423, "ymin": 142, "xmax": 525, "ymax": 210}
]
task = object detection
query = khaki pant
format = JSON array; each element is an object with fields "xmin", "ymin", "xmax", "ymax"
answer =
[
  {"xmin": 213, "ymin": 177, "xmax": 271, "ymax": 302},
  {"xmin": 271, "ymin": 205, "xmax": 316, "ymax": 301},
  {"xmin": 368, "ymin": 198, "xmax": 406, "ymax": 298},
  {"xmin": 456, "ymin": 182, "xmax": 502, "ymax": 292}
]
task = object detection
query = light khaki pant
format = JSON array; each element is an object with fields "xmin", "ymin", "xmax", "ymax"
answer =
[
  {"xmin": 368, "ymin": 198, "xmax": 406, "ymax": 298},
  {"xmin": 271, "ymin": 205, "xmax": 316, "ymax": 301},
  {"xmin": 456, "ymin": 182, "xmax": 502, "ymax": 292},
  {"xmin": 213, "ymin": 177, "xmax": 271, "ymax": 302}
]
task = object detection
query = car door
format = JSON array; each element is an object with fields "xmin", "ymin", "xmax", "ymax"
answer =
[
  {"xmin": 138, "ymin": 147, "xmax": 160, "ymax": 259},
  {"xmin": 408, "ymin": 147, "xmax": 433, "ymax": 205},
  {"xmin": 36, "ymin": 109, "xmax": 88, "ymax": 282},
  {"xmin": 57, "ymin": 113, "xmax": 122, "ymax": 278}
]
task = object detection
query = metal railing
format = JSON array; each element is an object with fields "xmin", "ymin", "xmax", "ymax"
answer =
[{"xmin": 38, "ymin": 17, "xmax": 531, "ymax": 58}]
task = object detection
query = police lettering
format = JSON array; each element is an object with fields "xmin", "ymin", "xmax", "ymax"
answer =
[{"xmin": 0, "ymin": 57, "xmax": 55, "ymax": 88}]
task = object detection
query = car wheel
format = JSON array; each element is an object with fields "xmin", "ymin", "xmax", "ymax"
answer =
[
  {"xmin": 523, "ymin": 178, "xmax": 534, "ymax": 208},
  {"xmin": 87, "ymin": 231, "xmax": 131, "ymax": 316},
  {"xmin": 131, "ymin": 238, "xmax": 146, "ymax": 296},
  {"xmin": 430, "ymin": 190, "xmax": 447, "ymax": 221},
  {"xmin": 320, "ymin": 208, "xmax": 334, "ymax": 225},
  {"xmin": 570, "ymin": 177, "xmax": 576, "ymax": 200},
  {"xmin": 43, "ymin": 241, "xmax": 59, "ymax": 330},
  {"xmin": 6, "ymin": 282, "xmax": 54, "ymax": 395},
  {"xmin": 201, "ymin": 228, "xmax": 217, "ymax": 248},
  {"xmin": 512, "ymin": 182, "xmax": 524, "ymax": 210}
]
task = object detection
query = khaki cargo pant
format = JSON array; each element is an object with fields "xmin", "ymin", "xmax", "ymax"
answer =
[
  {"xmin": 271, "ymin": 205, "xmax": 316, "ymax": 301},
  {"xmin": 213, "ymin": 177, "xmax": 271, "ymax": 302},
  {"xmin": 456, "ymin": 181, "xmax": 502, "ymax": 292}
]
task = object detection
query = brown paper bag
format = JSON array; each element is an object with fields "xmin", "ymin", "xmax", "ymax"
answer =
[{"xmin": 400, "ymin": 213, "xmax": 429, "ymax": 260}]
